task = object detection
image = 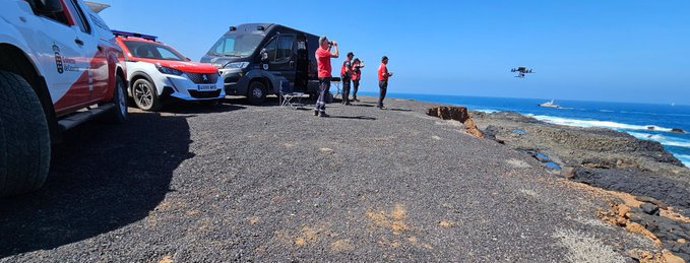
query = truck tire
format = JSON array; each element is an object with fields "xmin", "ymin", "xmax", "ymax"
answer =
[
  {"xmin": 132, "ymin": 78, "xmax": 161, "ymax": 111},
  {"xmin": 102, "ymin": 76, "xmax": 128, "ymax": 123},
  {"xmin": 247, "ymin": 80, "xmax": 267, "ymax": 105},
  {"xmin": 0, "ymin": 70, "xmax": 51, "ymax": 197}
]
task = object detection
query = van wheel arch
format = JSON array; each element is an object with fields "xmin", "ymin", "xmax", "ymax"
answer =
[{"xmin": 247, "ymin": 78, "xmax": 271, "ymax": 105}]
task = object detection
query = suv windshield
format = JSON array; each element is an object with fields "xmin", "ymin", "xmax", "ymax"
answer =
[
  {"xmin": 124, "ymin": 41, "xmax": 186, "ymax": 61},
  {"xmin": 208, "ymin": 33, "xmax": 264, "ymax": 58}
]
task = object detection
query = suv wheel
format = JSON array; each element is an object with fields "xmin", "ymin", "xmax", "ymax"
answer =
[
  {"xmin": 132, "ymin": 78, "xmax": 161, "ymax": 111},
  {"xmin": 247, "ymin": 81, "xmax": 267, "ymax": 105},
  {"xmin": 0, "ymin": 70, "xmax": 51, "ymax": 196}
]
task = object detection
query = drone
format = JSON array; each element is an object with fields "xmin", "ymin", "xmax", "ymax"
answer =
[{"xmin": 511, "ymin": 66, "xmax": 534, "ymax": 78}]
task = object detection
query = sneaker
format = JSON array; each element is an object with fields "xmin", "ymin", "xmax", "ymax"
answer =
[
  {"xmin": 319, "ymin": 112, "xmax": 330, "ymax": 118},
  {"xmin": 345, "ymin": 102, "xmax": 351, "ymax": 106}
]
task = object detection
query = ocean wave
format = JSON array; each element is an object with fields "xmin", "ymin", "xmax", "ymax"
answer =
[
  {"xmin": 528, "ymin": 115, "xmax": 675, "ymax": 133},
  {"xmin": 676, "ymin": 154, "xmax": 690, "ymax": 168},
  {"xmin": 476, "ymin": 109, "xmax": 499, "ymax": 113},
  {"xmin": 628, "ymin": 132, "xmax": 690, "ymax": 148}
]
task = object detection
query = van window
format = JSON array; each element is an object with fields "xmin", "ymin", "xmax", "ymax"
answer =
[
  {"xmin": 209, "ymin": 34, "xmax": 264, "ymax": 57},
  {"xmin": 65, "ymin": 0, "xmax": 91, "ymax": 34},
  {"xmin": 26, "ymin": 0, "xmax": 70, "ymax": 26},
  {"xmin": 276, "ymin": 35, "xmax": 295, "ymax": 62}
]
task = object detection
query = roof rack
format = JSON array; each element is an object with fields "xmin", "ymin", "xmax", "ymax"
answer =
[{"xmin": 111, "ymin": 30, "xmax": 158, "ymax": 41}]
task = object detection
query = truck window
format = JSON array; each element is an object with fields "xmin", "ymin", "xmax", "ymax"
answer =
[
  {"xmin": 276, "ymin": 35, "xmax": 295, "ymax": 62},
  {"xmin": 26, "ymin": 0, "xmax": 71, "ymax": 26},
  {"xmin": 65, "ymin": 0, "xmax": 91, "ymax": 34}
]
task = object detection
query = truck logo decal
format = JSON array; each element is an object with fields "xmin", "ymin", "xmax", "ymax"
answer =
[{"xmin": 53, "ymin": 43, "xmax": 64, "ymax": 74}]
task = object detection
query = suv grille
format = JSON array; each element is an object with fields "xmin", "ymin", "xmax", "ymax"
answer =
[
  {"xmin": 186, "ymin": 73, "xmax": 218, "ymax": 84},
  {"xmin": 189, "ymin": 90, "xmax": 221, "ymax": 99}
]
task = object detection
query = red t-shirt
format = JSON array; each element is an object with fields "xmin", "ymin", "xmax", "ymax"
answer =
[
  {"xmin": 351, "ymin": 62, "xmax": 361, "ymax": 81},
  {"xmin": 378, "ymin": 63, "xmax": 389, "ymax": 81},
  {"xmin": 316, "ymin": 47, "xmax": 332, "ymax": 79}
]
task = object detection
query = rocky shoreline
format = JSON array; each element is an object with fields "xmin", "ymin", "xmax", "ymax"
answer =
[{"xmin": 468, "ymin": 110, "xmax": 690, "ymax": 261}]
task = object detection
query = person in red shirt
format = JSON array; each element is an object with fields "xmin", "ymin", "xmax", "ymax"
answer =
[
  {"xmin": 377, "ymin": 56, "xmax": 393, "ymax": 109},
  {"xmin": 340, "ymin": 52, "xmax": 354, "ymax": 105},
  {"xmin": 314, "ymin": 36, "xmax": 339, "ymax": 117},
  {"xmin": 351, "ymin": 58, "xmax": 365, "ymax": 102}
]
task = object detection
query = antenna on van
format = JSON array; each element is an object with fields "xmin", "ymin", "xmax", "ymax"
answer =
[{"xmin": 229, "ymin": 26, "xmax": 237, "ymax": 31}]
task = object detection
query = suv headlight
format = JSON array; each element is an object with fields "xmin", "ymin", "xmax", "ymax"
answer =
[
  {"xmin": 156, "ymin": 65, "xmax": 183, "ymax": 75},
  {"xmin": 224, "ymin": 62, "xmax": 249, "ymax": 69}
]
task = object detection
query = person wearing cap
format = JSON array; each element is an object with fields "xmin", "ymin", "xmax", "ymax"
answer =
[
  {"xmin": 340, "ymin": 52, "xmax": 355, "ymax": 105},
  {"xmin": 314, "ymin": 36, "xmax": 339, "ymax": 117},
  {"xmin": 377, "ymin": 56, "xmax": 393, "ymax": 109},
  {"xmin": 351, "ymin": 58, "xmax": 365, "ymax": 102}
]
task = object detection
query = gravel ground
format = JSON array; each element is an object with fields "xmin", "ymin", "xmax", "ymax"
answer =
[{"xmin": 0, "ymin": 96, "xmax": 656, "ymax": 262}]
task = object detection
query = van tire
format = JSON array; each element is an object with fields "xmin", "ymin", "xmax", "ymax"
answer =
[
  {"xmin": 132, "ymin": 78, "xmax": 161, "ymax": 111},
  {"xmin": 0, "ymin": 70, "xmax": 51, "ymax": 197},
  {"xmin": 247, "ymin": 81, "xmax": 267, "ymax": 105},
  {"xmin": 102, "ymin": 76, "xmax": 128, "ymax": 123}
]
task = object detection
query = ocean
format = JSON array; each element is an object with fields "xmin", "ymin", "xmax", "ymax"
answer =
[{"xmin": 361, "ymin": 92, "xmax": 690, "ymax": 168}]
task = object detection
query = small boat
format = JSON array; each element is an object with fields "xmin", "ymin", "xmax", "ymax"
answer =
[{"xmin": 539, "ymin": 99, "xmax": 560, "ymax": 109}]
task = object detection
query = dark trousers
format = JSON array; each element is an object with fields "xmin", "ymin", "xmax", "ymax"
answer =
[
  {"xmin": 342, "ymin": 77, "xmax": 351, "ymax": 104},
  {"xmin": 315, "ymin": 78, "xmax": 330, "ymax": 112},
  {"xmin": 378, "ymin": 80, "xmax": 388, "ymax": 108},
  {"xmin": 352, "ymin": 80, "xmax": 360, "ymax": 100}
]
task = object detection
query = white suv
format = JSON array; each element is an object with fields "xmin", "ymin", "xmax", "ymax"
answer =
[{"xmin": 114, "ymin": 31, "xmax": 225, "ymax": 111}]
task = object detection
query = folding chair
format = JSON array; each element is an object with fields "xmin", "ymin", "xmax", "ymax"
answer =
[
  {"xmin": 279, "ymin": 81, "xmax": 305, "ymax": 109},
  {"xmin": 330, "ymin": 77, "xmax": 342, "ymax": 101}
]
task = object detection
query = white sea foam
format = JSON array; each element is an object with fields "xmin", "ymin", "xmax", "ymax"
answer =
[
  {"xmin": 627, "ymin": 132, "xmax": 690, "ymax": 148},
  {"xmin": 476, "ymin": 109, "xmax": 499, "ymax": 113},
  {"xmin": 677, "ymin": 154, "xmax": 690, "ymax": 168},
  {"xmin": 528, "ymin": 115, "xmax": 675, "ymax": 133}
]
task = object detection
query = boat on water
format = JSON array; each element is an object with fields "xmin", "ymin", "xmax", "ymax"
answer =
[{"xmin": 539, "ymin": 100, "xmax": 561, "ymax": 109}]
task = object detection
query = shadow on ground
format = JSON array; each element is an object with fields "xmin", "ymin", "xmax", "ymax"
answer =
[
  {"xmin": 0, "ymin": 111, "xmax": 194, "ymax": 258},
  {"xmin": 159, "ymin": 100, "xmax": 246, "ymax": 114},
  {"xmin": 329, "ymin": 115, "xmax": 377, "ymax": 121}
]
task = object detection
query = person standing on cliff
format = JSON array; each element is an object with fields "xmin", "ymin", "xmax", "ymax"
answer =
[
  {"xmin": 315, "ymin": 36, "xmax": 339, "ymax": 117},
  {"xmin": 377, "ymin": 56, "xmax": 393, "ymax": 109},
  {"xmin": 340, "ymin": 52, "xmax": 354, "ymax": 105},
  {"xmin": 351, "ymin": 58, "xmax": 365, "ymax": 102}
]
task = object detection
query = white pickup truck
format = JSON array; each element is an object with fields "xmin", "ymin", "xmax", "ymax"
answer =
[{"xmin": 0, "ymin": 0, "xmax": 128, "ymax": 196}]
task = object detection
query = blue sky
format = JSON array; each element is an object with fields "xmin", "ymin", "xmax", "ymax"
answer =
[{"xmin": 97, "ymin": 0, "xmax": 690, "ymax": 104}]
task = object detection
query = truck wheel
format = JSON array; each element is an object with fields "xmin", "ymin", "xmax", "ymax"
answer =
[
  {"xmin": 132, "ymin": 78, "xmax": 161, "ymax": 111},
  {"xmin": 247, "ymin": 81, "xmax": 267, "ymax": 105},
  {"xmin": 0, "ymin": 70, "xmax": 51, "ymax": 197},
  {"xmin": 102, "ymin": 76, "xmax": 128, "ymax": 123}
]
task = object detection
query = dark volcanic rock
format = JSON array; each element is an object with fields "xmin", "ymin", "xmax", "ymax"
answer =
[
  {"xmin": 640, "ymin": 203, "xmax": 660, "ymax": 216},
  {"xmin": 428, "ymin": 106, "xmax": 485, "ymax": 139},
  {"xmin": 573, "ymin": 168, "xmax": 690, "ymax": 217},
  {"xmin": 628, "ymin": 212, "xmax": 690, "ymax": 261},
  {"xmin": 427, "ymin": 106, "xmax": 470, "ymax": 122},
  {"xmin": 672, "ymin": 128, "xmax": 686, "ymax": 134}
]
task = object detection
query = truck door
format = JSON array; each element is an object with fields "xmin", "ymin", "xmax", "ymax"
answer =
[
  {"xmin": 21, "ymin": 0, "xmax": 90, "ymax": 113},
  {"xmin": 64, "ymin": 0, "xmax": 108, "ymax": 104},
  {"xmin": 265, "ymin": 34, "xmax": 296, "ymax": 88}
]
